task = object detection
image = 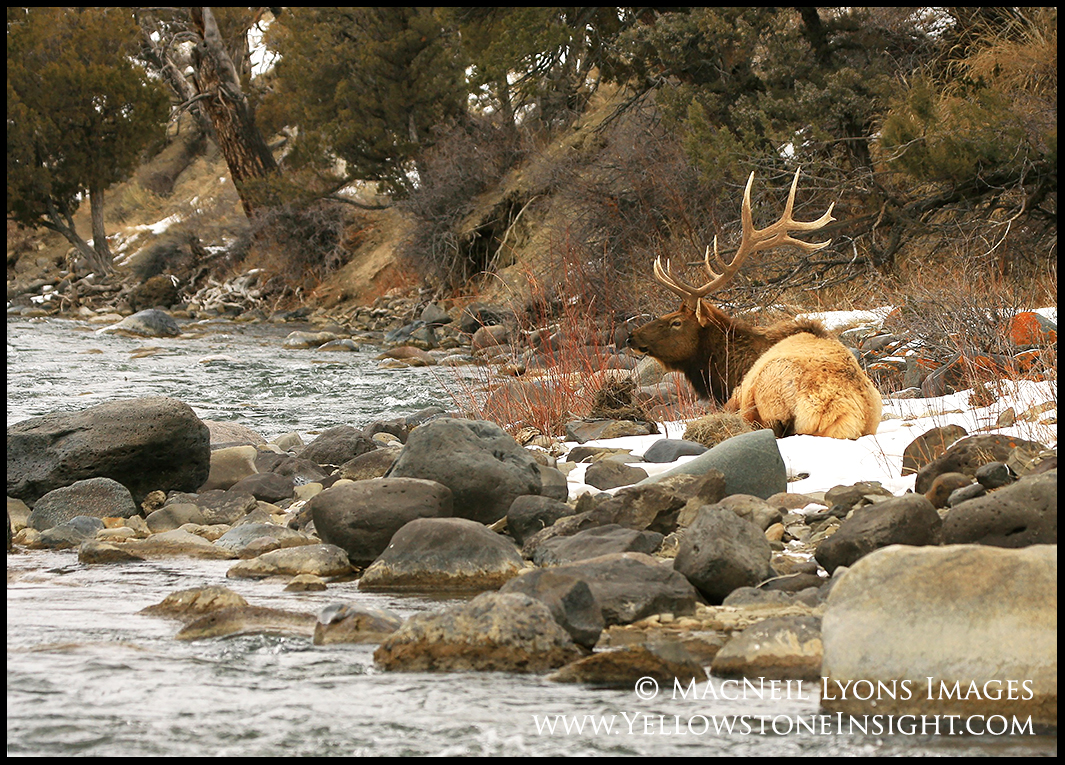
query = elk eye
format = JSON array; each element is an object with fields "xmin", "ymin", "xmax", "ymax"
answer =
[{"xmin": 670, "ymin": 319, "xmax": 683, "ymax": 329}]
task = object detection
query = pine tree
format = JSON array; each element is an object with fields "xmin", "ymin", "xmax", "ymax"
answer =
[{"xmin": 7, "ymin": 7, "xmax": 169, "ymax": 275}]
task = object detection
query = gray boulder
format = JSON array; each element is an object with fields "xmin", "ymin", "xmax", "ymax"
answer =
[
  {"xmin": 359, "ymin": 517, "xmax": 524, "ymax": 592},
  {"xmin": 500, "ymin": 570, "xmax": 604, "ymax": 649},
  {"xmin": 27, "ymin": 477, "xmax": 137, "ymax": 531},
  {"xmin": 532, "ymin": 524, "xmax": 663, "ymax": 567},
  {"xmin": 373, "ymin": 591, "xmax": 582, "ymax": 673},
  {"xmin": 100, "ymin": 309, "xmax": 179, "ymax": 337},
  {"xmin": 309, "ymin": 478, "xmax": 453, "ymax": 566},
  {"xmin": 674, "ymin": 506, "xmax": 774, "ymax": 603},
  {"xmin": 710, "ymin": 615, "xmax": 823, "ymax": 681},
  {"xmin": 815, "ymin": 493, "xmax": 941, "ymax": 574},
  {"xmin": 821, "ymin": 544, "xmax": 1056, "ymax": 728},
  {"xmin": 7, "ymin": 397, "xmax": 210, "ymax": 505},
  {"xmin": 636, "ymin": 429, "xmax": 786, "ymax": 499},
  {"xmin": 507, "ymin": 495, "xmax": 577, "ymax": 546},
  {"xmin": 226, "ymin": 543, "xmax": 352, "ymax": 579},
  {"xmin": 388, "ymin": 418, "xmax": 542, "ymax": 524},
  {"xmin": 942, "ymin": 470, "xmax": 1056, "ymax": 547},
  {"xmin": 299, "ymin": 425, "xmax": 376, "ymax": 468}
]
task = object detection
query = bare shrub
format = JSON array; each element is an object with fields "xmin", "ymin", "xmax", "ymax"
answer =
[
  {"xmin": 399, "ymin": 119, "xmax": 521, "ymax": 287},
  {"xmin": 245, "ymin": 200, "xmax": 356, "ymax": 298}
]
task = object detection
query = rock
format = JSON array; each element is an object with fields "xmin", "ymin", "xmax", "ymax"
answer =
[
  {"xmin": 202, "ymin": 420, "xmax": 267, "ymax": 447},
  {"xmin": 419, "ymin": 302, "xmax": 452, "ymax": 326},
  {"xmin": 299, "ymin": 425, "xmax": 376, "ymax": 468},
  {"xmin": 227, "ymin": 472, "xmax": 295, "ymax": 503},
  {"xmin": 198, "ymin": 445, "xmax": 258, "ymax": 491},
  {"xmin": 714, "ymin": 494, "xmax": 783, "ymax": 532},
  {"xmin": 507, "ymin": 495, "xmax": 577, "ymax": 546},
  {"xmin": 145, "ymin": 503, "xmax": 205, "ymax": 533},
  {"xmin": 213, "ymin": 522, "xmax": 315, "ymax": 556},
  {"xmin": 309, "ymin": 478, "xmax": 453, "ymax": 566},
  {"xmin": 7, "ymin": 397, "xmax": 210, "ymax": 505},
  {"xmin": 282, "ymin": 330, "xmax": 338, "ymax": 349},
  {"xmin": 946, "ymin": 482, "xmax": 987, "ymax": 506},
  {"xmin": 533, "ymin": 524, "xmax": 664, "ymax": 567},
  {"xmin": 373, "ymin": 591, "xmax": 582, "ymax": 673},
  {"xmin": 815, "ymin": 493, "xmax": 941, "ymax": 574},
  {"xmin": 914, "ymin": 434, "xmax": 1046, "ymax": 495},
  {"xmin": 470, "ymin": 324, "xmax": 509, "ymax": 352},
  {"xmin": 636, "ymin": 429, "xmax": 786, "ymax": 500},
  {"xmin": 710, "ymin": 615, "xmax": 823, "ymax": 680},
  {"xmin": 284, "ymin": 574, "xmax": 328, "ymax": 592},
  {"xmin": 550, "ymin": 641, "xmax": 707, "ymax": 687},
  {"xmin": 35, "ymin": 516, "xmax": 105, "ymax": 548},
  {"xmin": 27, "ymin": 477, "xmax": 137, "ymax": 531},
  {"xmin": 673, "ymin": 507, "xmax": 774, "ymax": 603},
  {"xmin": 901, "ymin": 425, "xmax": 968, "ymax": 476},
  {"xmin": 175, "ymin": 606, "xmax": 318, "ymax": 640},
  {"xmin": 941, "ymin": 470, "xmax": 1056, "ymax": 547},
  {"xmin": 924, "ymin": 472, "xmax": 974, "ymax": 509},
  {"xmin": 313, "ymin": 603, "xmax": 404, "ymax": 645},
  {"xmin": 117, "ymin": 528, "xmax": 237, "ymax": 560},
  {"xmin": 140, "ymin": 585, "xmax": 249, "ymax": 618},
  {"xmin": 194, "ymin": 489, "xmax": 258, "ymax": 526},
  {"xmin": 337, "ymin": 447, "xmax": 402, "ymax": 481},
  {"xmin": 499, "ymin": 570, "xmax": 604, "ymax": 649},
  {"xmin": 78, "ymin": 540, "xmax": 146, "ymax": 564},
  {"xmin": 359, "ymin": 517, "xmax": 524, "ymax": 592},
  {"xmin": 821, "ymin": 544, "xmax": 1056, "ymax": 727},
  {"xmin": 542, "ymin": 552, "xmax": 700, "ymax": 626},
  {"xmin": 974, "ymin": 461, "xmax": 1014, "ymax": 490},
  {"xmin": 583, "ymin": 460, "xmax": 649, "ymax": 490},
  {"xmin": 226, "ymin": 543, "xmax": 352, "ymax": 579},
  {"xmin": 642, "ymin": 439, "xmax": 708, "ymax": 463},
  {"xmin": 98, "ymin": 309, "xmax": 179, "ymax": 337},
  {"xmin": 388, "ymin": 418, "xmax": 542, "ymax": 525},
  {"xmin": 564, "ymin": 419, "xmax": 656, "ymax": 444}
]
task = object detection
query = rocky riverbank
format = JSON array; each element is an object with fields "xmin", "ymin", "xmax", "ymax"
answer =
[{"xmin": 7, "ymin": 369, "xmax": 1058, "ymax": 728}]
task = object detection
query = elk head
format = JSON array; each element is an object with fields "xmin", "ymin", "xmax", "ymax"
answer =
[{"xmin": 627, "ymin": 169, "xmax": 836, "ymax": 402}]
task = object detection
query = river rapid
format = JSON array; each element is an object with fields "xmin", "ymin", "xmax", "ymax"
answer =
[{"xmin": 6, "ymin": 317, "xmax": 1056, "ymax": 756}]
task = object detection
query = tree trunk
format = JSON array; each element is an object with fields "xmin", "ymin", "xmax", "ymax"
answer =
[
  {"xmin": 88, "ymin": 182, "xmax": 115, "ymax": 274},
  {"xmin": 41, "ymin": 198, "xmax": 111, "ymax": 276},
  {"xmin": 189, "ymin": 7, "xmax": 278, "ymax": 218}
]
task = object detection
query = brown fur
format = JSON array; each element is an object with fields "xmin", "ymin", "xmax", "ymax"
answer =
[{"xmin": 628, "ymin": 300, "xmax": 882, "ymax": 439}]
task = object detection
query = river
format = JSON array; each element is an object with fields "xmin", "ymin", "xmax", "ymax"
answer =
[{"xmin": 6, "ymin": 317, "xmax": 1056, "ymax": 756}]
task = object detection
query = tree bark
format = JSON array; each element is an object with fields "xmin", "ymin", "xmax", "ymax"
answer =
[
  {"xmin": 189, "ymin": 7, "xmax": 278, "ymax": 218},
  {"xmin": 41, "ymin": 198, "xmax": 111, "ymax": 276},
  {"xmin": 88, "ymin": 183, "xmax": 115, "ymax": 274}
]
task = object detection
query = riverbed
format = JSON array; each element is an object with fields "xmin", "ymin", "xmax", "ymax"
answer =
[{"xmin": 6, "ymin": 317, "xmax": 1057, "ymax": 755}]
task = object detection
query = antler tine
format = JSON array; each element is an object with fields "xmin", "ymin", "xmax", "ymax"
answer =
[
  {"xmin": 704, "ymin": 168, "xmax": 836, "ymax": 292},
  {"xmin": 652, "ymin": 255, "xmax": 703, "ymax": 308}
]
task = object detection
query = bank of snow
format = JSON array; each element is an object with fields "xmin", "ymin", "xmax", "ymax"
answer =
[{"xmin": 564, "ymin": 378, "xmax": 1056, "ymax": 500}]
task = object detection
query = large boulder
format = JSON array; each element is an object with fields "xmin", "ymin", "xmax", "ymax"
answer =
[
  {"xmin": 815, "ymin": 493, "xmax": 942, "ymax": 574},
  {"xmin": 7, "ymin": 397, "xmax": 210, "ymax": 505},
  {"xmin": 673, "ymin": 506, "xmax": 774, "ymax": 603},
  {"xmin": 309, "ymin": 478, "xmax": 453, "ymax": 566},
  {"xmin": 914, "ymin": 434, "xmax": 1046, "ymax": 494},
  {"xmin": 358, "ymin": 517, "xmax": 524, "ymax": 592},
  {"xmin": 299, "ymin": 425, "xmax": 376, "ymax": 468},
  {"xmin": 821, "ymin": 544, "xmax": 1056, "ymax": 728},
  {"xmin": 636, "ymin": 429, "xmax": 786, "ymax": 499},
  {"xmin": 373, "ymin": 591, "xmax": 582, "ymax": 672},
  {"xmin": 524, "ymin": 552, "xmax": 701, "ymax": 627},
  {"xmin": 499, "ymin": 569, "xmax": 604, "ymax": 649},
  {"xmin": 27, "ymin": 477, "xmax": 138, "ymax": 531},
  {"xmin": 388, "ymin": 418, "xmax": 542, "ymax": 524},
  {"xmin": 941, "ymin": 470, "xmax": 1056, "ymax": 547}
]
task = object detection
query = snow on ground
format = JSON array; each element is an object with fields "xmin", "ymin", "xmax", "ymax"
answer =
[{"xmin": 563, "ymin": 378, "xmax": 1056, "ymax": 501}]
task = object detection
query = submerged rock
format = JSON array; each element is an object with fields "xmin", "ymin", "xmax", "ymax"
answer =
[{"xmin": 175, "ymin": 606, "xmax": 318, "ymax": 640}]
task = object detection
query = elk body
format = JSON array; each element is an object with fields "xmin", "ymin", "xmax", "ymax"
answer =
[{"xmin": 627, "ymin": 170, "xmax": 882, "ymax": 439}]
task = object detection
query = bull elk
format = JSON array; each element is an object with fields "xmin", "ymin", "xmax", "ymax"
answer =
[{"xmin": 627, "ymin": 170, "xmax": 882, "ymax": 439}]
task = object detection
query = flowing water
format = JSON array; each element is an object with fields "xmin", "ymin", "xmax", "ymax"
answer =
[{"xmin": 6, "ymin": 317, "xmax": 1056, "ymax": 756}]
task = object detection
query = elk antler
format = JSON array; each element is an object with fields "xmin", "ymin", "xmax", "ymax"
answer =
[{"xmin": 653, "ymin": 169, "xmax": 836, "ymax": 309}]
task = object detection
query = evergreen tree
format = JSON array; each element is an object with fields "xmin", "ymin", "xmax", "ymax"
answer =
[
  {"xmin": 7, "ymin": 7, "xmax": 169, "ymax": 275},
  {"xmin": 267, "ymin": 7, "xmax": 466, "ymax": 195}
]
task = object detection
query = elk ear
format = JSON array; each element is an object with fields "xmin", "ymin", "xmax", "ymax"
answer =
[{"xmin": 695, "ymin": 299, "xmax": 714, "ymax": 327}]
